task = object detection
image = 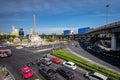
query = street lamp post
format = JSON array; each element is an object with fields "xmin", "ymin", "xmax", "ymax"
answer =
[{"xmin": 106, "ymin": 4, "xmax": 110, "ymax": 25}]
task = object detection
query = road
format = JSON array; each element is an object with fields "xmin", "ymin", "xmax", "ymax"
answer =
[
  {"xmin": 1, "ymin": 41, "xmax": 120, "ymax": 80},
  {"xmin": 0, "ymin": 46, "xmax": 86, "ymax": 80},
  {"xmin": 65, "ymin": 40, "xmax": 120, "ymax": 74}
]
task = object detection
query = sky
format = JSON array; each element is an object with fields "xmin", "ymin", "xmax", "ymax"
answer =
[{"xmin": 0, "ymin": 0, "xmax": 120, "ymax": 34}]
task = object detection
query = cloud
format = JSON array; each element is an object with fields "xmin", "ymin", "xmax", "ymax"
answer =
[
  {"xmin": 0, "ymin": 0, "xmax": 114, "ymax": 14},
  {"xmin": 0, "ymin": 18, "xmax": 25, "ymax": 22}
]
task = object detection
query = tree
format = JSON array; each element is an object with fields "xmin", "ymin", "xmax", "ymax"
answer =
[
  {"xmin": 45, "ymin": 33, "xmax": 59, "ymax": 42},
  {"xmin": 8, "ymin": 37, "xmax": 13, "ymax": 42},
  {"xmin": 13, "ymin": 37, "xmax": 21, "ymax": 46},
  {"xmin": 41, "ymin": 33, "xmax": 47, "ymax": 39}
]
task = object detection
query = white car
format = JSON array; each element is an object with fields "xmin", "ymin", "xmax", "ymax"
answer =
[
  {"xmin": 25, "ymin": 45, "xmax": 31, "ymax": 47},
  {"xmin": 62, "ymin": 61, "xmax": 77, "ymax": 70},
  {"xmin": 16, "ymin": 46, "xmax": 23, "ymax": 49},
  {"xmin": 84, "ymin": 71, "xmax": 109, "ymax": 80}
]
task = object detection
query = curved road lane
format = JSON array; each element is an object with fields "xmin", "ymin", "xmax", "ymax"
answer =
[{"xmin": 65, "ymin": 41, "xmax": 120, "ymax": 74}]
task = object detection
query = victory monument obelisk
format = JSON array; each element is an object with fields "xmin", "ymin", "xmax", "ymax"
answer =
[
  {"xmin": 30, "ymin": 15, "xmax": 46, "ymax": 46},
  {"xmin": 33, "ymin": 15, "xmax": 37, "ymax": 35}
]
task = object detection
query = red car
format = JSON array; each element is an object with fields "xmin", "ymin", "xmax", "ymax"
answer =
[
  {"xmin": 19, "ymin": 66, "xmax": 34, "ymax": 79},
  {"xmin": 51, "ymin": 57, "xmax": 61, "ymax": 64}
]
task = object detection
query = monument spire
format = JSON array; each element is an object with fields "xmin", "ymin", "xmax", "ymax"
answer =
[
  {"xmin": 30, "ymin": 15, "xmax": 46, "ymax": 46},
  {"xmin": 33, "ymin": 15, "xmax": 36, "ymax": 35}
]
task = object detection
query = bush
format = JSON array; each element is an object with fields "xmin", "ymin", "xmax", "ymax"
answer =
[{"xmin": 52, "ymin": 50, "xmax": 120, "ymax": 80}]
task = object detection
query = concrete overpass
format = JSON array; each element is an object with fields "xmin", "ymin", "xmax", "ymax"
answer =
[
  {"xmin": 86, "ymin": 21, "xmax": 120, "ymax": 34},
  {"xmin": 60, "ymin": 21, "xmax": 120, "ymax": 51},
  {"xmin": 86, "ymin": 21, "xmax": 120, "ymax": 51},
  {"xmin": 39, "ymin": 21, "xmax": 120, "ymax": 51}
]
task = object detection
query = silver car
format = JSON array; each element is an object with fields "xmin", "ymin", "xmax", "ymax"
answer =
[{"xmin": 40, "ymin": 58, "xmax": 52, "ymax": 65}]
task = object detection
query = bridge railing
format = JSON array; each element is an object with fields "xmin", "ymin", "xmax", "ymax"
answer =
[{"xmin": 87, "ymin": 21, "xmax": 120, "ymax": 34}]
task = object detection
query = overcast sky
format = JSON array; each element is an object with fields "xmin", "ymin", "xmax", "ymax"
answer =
[{"xmin": 0, "ymin": 0, "xmax": 120, "ymax": 34}]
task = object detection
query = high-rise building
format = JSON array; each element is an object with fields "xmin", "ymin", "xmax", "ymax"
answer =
[
  {"xmin": 11, "ymin": 26, "xmax": 19, "ymax": 36},
  {"xmin": 19, "ymin": 28, "xmax": 24, "ymax": 37}
]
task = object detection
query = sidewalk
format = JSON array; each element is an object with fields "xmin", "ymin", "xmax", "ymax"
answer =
[{"xmin": 0, "ymin": 66, "xmax": 15, "ymax": 80}]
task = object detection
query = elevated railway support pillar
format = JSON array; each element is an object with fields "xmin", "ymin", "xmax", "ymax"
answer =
[{"xmin": 111, "ymin": 33, "xmax": 120, "ymax": 51}]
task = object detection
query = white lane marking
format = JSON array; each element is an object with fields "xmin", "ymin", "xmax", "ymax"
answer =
[{"xmin": 34, "ymin": 48, "xmax": 52, "ymax": 53}]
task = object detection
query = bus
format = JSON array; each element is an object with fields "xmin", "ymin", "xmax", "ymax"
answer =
[{"xmin": 0, "ymin": 49, "xmax": 12, "ymax": 58}]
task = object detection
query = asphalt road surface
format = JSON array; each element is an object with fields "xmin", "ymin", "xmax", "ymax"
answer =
[
  {"xmin": 66, "ymin": 41, "xmax": 120, "ymax": 74},
  {"xmin": 1, "ymin": 41, "xmax": 119, "ymax": 80},
  {"xmin": 0, "ymin": 46, "xmax": 86, "ymax": 80}
]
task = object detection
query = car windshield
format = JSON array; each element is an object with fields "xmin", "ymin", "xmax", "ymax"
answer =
[
  {"xmin": 63, "ymin": 68, "xmax": 73, "ymax": 75},
  {"xmin": 90, "ymin": 75, "xmax": 104, "ymax": 80},
  {"xmin": 43, "ymin": 58, "xmax": 50, "ymax": 61},
  {"xmin": 48, "ymin": 69, "xmax": 55, "ymax": 75},
  {"xmin": 89, "ymin": 72, "xmax": 94, "ymax": 75},
  {"xmin": 66, "ymin": 62, "xmax": 71, "ymax": 66},
  {"xmin": 25, "ymin": 69, "xmax": 31, "ymax": 73},
  {"xmin": 67, "ymin": 71, "xmax": 73, "ymax": 75}
]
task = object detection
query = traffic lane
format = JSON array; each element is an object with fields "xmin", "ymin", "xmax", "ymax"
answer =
[
  {"xmin": 29, "ymin": 64, "xmax": 46, "ymax": 80},
  {"xmin": 13, "ymin": 49, "xmax": 47, "ymax": 80},
  {"xmin": 1, "ymin": 46, "xmax": 86, "ymax": 80},
  {"xmin": 30, "ymin": 63, "xmax": 66, "ymax": 80},
  {"xmin": 1, "ymin": 47, "xmax": 34, "ymax": 79},
  {"xmin": 81, "ymin": 43, "xmax": 120, "ymax": 68},
  {"xmin": 30, "ymin": 59, "xmax": 85, "ymax": 80},
  {"xmin": 0, "ymin": 47, "xmax": 44, "ymax": 79},
  {"xmin": 0, "ymin": 57, "xmax": 23, "ymax": 79},
  {"xmin": 21, "ymin": 46, "xmax": 53, "ymax": 54},
  {"xmin": 66, "ymin": 42, "xmax": 120, "ymax": 73},
  {"xmin": 50, "ymin": 62, "xmax": 86, "ymax": 80},
  {"xmin": 1, "ymin": 47, "xmax": 65, "ymax": 80},
  {"xmin": 23, "ymin": 44, "xmax": 59, "ymax": 50},
  {"xmin": 74, "ymin": 68, "xmax": 86, "ymax": 80}
]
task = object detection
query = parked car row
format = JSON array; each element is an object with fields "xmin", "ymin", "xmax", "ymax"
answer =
[
  {"xmin": 39, "ymin": 65, "xmax": 75, "ymax": 80},
  {"xmin": 36, "ymin": 57, "xmax": 61, "ymax": 66},
  {"xmin": 18, "ymin": 55, "xmax": 109, "ymax": 80},
  {"xmin": 36, "ymin": 56, "xmax": 77, "ymax": 80},
  {"xmin": 37, "ymin": 56, "xmax": 77, "ymax": 70},
  {"xmin": 38, "ymin": 56, "xmax": 109, "ymax": 80}
]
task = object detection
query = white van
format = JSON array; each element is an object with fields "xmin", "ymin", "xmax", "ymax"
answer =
[{"xmin": 84, "ymin": 71, "xmax": 109, "ymax": 80}]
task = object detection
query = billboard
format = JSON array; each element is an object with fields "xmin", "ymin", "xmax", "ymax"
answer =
[
  {"xmin": 78, "ymin": 27, "xmax": 90, "ymax": 34},
  {"xmin": 64, "ymin": 30, "xmax": 73, "ymax": 35}
]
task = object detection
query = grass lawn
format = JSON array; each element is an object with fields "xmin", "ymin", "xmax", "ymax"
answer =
[{"xmin": 52, "ymin": 50, "xmax": 120, "ymax": 80}]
